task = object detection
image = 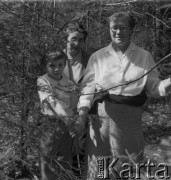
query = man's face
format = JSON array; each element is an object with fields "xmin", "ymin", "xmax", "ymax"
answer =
[
  {"xmin": 67, "ymin": 31, "xmax": 85, "ymax": 55},
  {"xmin": 110, "ymin": 16, "xmax": 132, "ymax": 49},
  {"xmin": 46, "ymin": 58, "xmax": 66, "ymax": 81}
]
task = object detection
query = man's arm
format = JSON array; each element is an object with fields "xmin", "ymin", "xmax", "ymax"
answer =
[{"xmin": 145, "ymin": 52, "xmax": 171, "ymax": 97}]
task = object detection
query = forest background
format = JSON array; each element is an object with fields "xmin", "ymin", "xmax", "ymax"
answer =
[{"xmin": 0, "ymin": 0, "xmax": 171, "ymax": 179}]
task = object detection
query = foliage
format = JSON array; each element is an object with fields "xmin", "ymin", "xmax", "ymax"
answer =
[{"xmin": 0, "ymin": 0, "xmax": 171, "ymax": 179}]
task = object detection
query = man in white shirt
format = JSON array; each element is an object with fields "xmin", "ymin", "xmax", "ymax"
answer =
[{"xmin": 78, "ymin": 12, "xmax": 171, "ymax": 180}]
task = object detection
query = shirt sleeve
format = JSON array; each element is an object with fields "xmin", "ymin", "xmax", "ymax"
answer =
[
  {"xmin": 145, "ymin": 52, "xmax": 166, "ymax": 97},
  {"xmin": 37, "ymin": 77, "xmax": 51, "ymax": 102},
  {"xmin": 37, "ymin": 77, "xmax": 74, "ymax": 117},
  {"xmin": 78, "ymin": 54, "xmax": 96, "ymax": 109}
]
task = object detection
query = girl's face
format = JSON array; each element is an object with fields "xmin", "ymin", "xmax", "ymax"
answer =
[{"xmin": 46, "ymin": 58, "xmax": 66, "ymax": 81}]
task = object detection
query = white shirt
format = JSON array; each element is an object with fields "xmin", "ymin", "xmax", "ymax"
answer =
[
  {"xmin": 78, "ymin": 43, "xmax": 167, "ymax": 109},
  {"xmin": 37, "ymin": 74, "xmax": 77, "ymax": 117}
]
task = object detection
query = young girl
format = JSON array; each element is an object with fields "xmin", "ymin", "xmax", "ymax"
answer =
[{"xmin": 37, "ymin": 49, "xmax": 82, "ymax": 180}]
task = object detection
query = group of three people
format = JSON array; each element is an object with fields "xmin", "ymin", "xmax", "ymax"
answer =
[{"xmin": 37, "ymin": 12, "xmax": 171, "ymax": 180}]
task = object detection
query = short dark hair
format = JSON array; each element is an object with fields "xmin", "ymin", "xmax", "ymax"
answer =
[
  {"xmin": 39, "ymin": 48, "xmax": 67, "ymax": 75},
  {"xmin": 46, "ymin": 50, "xmax": 67, "ymax": 63},
  {"xmin": 64, "ymin": 22, "xmax": 88, "ymax": 40},
  {"xmin": 109, "ymin": 12, "xmax": 136, "ymax": 30}
]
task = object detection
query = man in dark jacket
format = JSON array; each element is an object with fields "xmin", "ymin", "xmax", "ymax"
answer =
[
  {"xmin": 63, "ymin": 22, "xmax": 90, "ymax": 84},
  {"xmin": 62, "ymin": 22, "xmax": 97, "ymax": 178},
  {"xmin": 63, "ymin": 22, "xmax": 96, "ymax": 113}
]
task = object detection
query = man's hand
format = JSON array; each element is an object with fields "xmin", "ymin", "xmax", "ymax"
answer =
[
  {"xmin": 78, "ymin": 106, "xmax": 89, "ymax": 117},
  {"xmin": 69, "ymin": 115, "xmax": 86, "ymax": 137},
  {"xmin": 69, "ymin": 106, "xmax": 89, "ymax": 137}
]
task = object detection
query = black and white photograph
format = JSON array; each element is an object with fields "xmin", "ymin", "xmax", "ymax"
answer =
[{"xmin": 0, "ymin": 0, "xmax": 171, "ymax": 179}]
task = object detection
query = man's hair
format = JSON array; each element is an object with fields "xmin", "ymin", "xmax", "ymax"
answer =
[
  {"xmin": 109, "ymin": 12, "xmax": 136, "ymax": 30},
  {"xmin": 39, "ymin": 48, "xmax": 67, "ymax": 75},
  {"xmin": 63, "ymin": 22, "xmax": 88, "ymax": 40}
]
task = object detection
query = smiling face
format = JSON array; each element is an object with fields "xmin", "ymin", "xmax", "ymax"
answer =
[
  {"xmin": 67, "ymin": 31, "xmax": 85, "ymax": 56},
  {"xmin": 110, "ymin": 16, "xmax": 132, "ymax": 51},
  {"xmin": 46, "ymin": 58, "xmax": 66, "ymax": 81}
]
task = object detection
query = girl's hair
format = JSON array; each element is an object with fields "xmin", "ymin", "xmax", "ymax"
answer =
[
  {"xmin": 46, "ymin": 50, "xmax": 67, "ymax": 62},
  {"xmin": 109, "ymin": 12, "xmax": 136, "ymax": 30},
  {"xmin": 39, "ymin": 48, "xmax": 67, "ymax": 75}
]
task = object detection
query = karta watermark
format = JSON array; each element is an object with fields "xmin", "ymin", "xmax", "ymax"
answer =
[{"xmin": 97, "ymin": 156, "xmax": 170, "ymax": 179}]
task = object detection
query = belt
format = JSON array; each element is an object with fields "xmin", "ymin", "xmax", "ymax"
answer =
[{"xmin": 106, "ymin": 90, "xmax": 147, "ymax": 106}]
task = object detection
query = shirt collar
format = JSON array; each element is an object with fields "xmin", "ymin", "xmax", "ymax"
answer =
[{"xmin": 105, "ymin": 42, "xmax": 136, "ymax": 55}]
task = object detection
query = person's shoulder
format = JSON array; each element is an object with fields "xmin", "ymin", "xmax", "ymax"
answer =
[
  {"xmin": 37, "ymin": 74, "xmax": 50, "ymax": 85},
  {"xmin": 37, "ymin": 74, "xmax": 48, "ymax": 86},
  {"xmin": 133, "ymin": 44, "xmax": 150, "ymax": 55},
  {"xmin": 81, "ymin": 49, "xmax": 91, "ymax": 68},
  {"xmin": 81, "ymin": 49, "xmax": 91, "ymax": 63},
  {"xmin": 90, "ymin": 46, "xmax": 107, "ymax": 57},
  {"xmin": 81, "ymin": 49, "xmax": 91, "ymax": 57},
  {"xmin": 37, "ymin": 74, "xmax": 46, "ymax": 81},
  {"xmin": 96, "ymin": 46, "xmax": 106, "ymax": 53}
]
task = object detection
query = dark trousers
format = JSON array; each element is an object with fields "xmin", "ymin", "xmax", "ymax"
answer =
[
  {"xmin": 39, "ymin": 118, "xmax": 73, "ymax": 180},
  {"xmin": 72, "ymin": 102, "xmax": 98, "ymax": 178}
]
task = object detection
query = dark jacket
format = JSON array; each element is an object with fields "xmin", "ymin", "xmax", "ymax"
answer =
[
  {"xmin": 80, "ymin": 49, "xmax": 90, "ymax": 69},
  {"xmin": 64, "ymin": 48, "xmax": 97, "ymax": 114},
  {"xmin": 64, "ymin": 48, "xmax": 90, "ymax": 69},
  {"xmin": 80, "ymin": 49, "xmax": 97, "ymax": 114}
]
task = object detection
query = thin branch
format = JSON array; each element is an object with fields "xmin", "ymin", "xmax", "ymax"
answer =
[
  {"xmin": 105, "ymin": 0, "xmax": 138, "ymax": 6},
  {"xmin": 162, "ymin": 5, "xmax": 171, "ymax": 18},
  {"xmin": 87, "ymin": 15, "xmax": 103, "ymax": 27},
  {"xmin": 145, "ymin": 12, "xmax": 171, "ymax": 29},
  {"xmin": 1, "ymin": 1, "xmax": 66, "ymax": 30},
  {"xmin": 0, "ymin": 4, "xmax": 21, "ymax": 19},
  {"xmin": 24, "ymin": 4, "xmax": 53, "ymax": 26}
]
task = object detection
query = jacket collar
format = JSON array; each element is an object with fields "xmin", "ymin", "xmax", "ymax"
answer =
[{"xmin": 64, "ymin": 48, "xmax": 90, "ymax": 68}]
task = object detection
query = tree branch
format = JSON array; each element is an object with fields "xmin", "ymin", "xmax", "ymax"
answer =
[{"xmin": 145, "ymin": 12, "xmax": 171, "ymax": 29}]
